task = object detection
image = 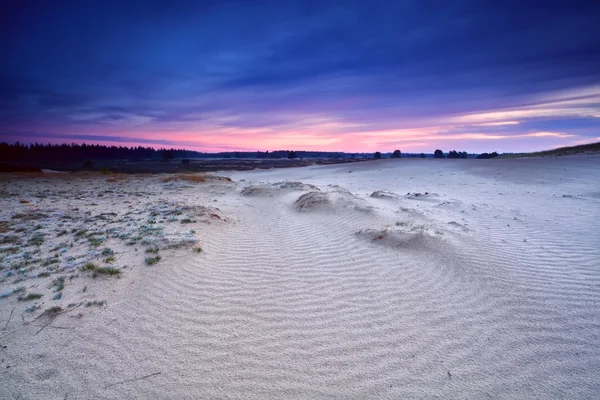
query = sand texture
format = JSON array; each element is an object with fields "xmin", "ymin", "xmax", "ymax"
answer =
[{"xmin": 1, "ymin": 156, "xmax": 599, "ymax": 399}]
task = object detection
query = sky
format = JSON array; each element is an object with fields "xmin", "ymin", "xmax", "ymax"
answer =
[{"xmin": 1, "ymin": 0, "xmax": 599, "ymax": 153}]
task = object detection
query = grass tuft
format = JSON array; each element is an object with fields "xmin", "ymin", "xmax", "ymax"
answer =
[
  {"xmin": 95, "ymin": 267, "xmax": 121, "ymax": 276},
  {"xmin": 18, "ymin": 292, "xmax": 42, "ymax": 301},
  {"xmin": 81, "ymin": 262, "xmax": 120, "ymax": 276},
  {"xmin": 43, "ymin": 306, "xmax": 63, "ymax": 316},
  {"xmin": 161, "ymin": 174, "xmax": 206, "ymax": 183},
  {"xmin": 145, "ymin": 255, "xmax": 161, "ymax": 265},
  {"xmin": 52, "ymin": 277, "xmax": 65, "ymax": 291},
  {"xmin": 81, "ymin": 262, "xmax": 98, "ymax": 271}
]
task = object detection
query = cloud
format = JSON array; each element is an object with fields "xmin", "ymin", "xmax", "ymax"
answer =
[{"xmin": 1, "ymin": 1, "xmax": 599, "ymax": 152}]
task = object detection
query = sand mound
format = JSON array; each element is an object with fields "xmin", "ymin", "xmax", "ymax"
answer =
[
  {"xmin": 277, "ymin": 181, "xmax": 320, "ymax": 191},
  {"xmin": 356, "ymin": 223, "xmax": 442, "ymax": 251},
  {"xmin": 241, "ymin": 184, "xmax": 272, "ymax": 196},
  {"xmin": 370, "ymin": 190, "xmax": 398, "ymax": 199},
  {"xmin": 294, "ymin": 191, "xmax": 330, "ymax": 211}
]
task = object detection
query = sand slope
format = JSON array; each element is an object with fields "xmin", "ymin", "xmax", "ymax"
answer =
[{"xmin": 1, "ymin": 156, "xmax": 599, "ymax": 399}]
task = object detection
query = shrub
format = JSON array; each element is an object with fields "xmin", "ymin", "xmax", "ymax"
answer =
[
  {"xmin": 145, "ymin": 255, "xmax": 161, "ymax": 265},
  {"xmin": 18, "ymin": 293, "xmax": 42, "ymax": 301}
]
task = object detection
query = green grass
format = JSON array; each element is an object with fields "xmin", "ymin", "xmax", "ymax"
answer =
[
  {"xmin": 81, "ymin": 262, "xmax": 120, "ymax": 277},
  {"xmin": 88, "ymin": 236, "xmax": 105, "ymax": 246},
  {"xmin": 28, "ymin": 233, "xmax": 45, "ymax": 246},
  {"xmin": 18, "ymin": 292, "xmax": 42, "ymax": 301},
  {"xmin": 42, "ymin": 257, "xmax": 60, "ymax": 266},
  {"xmin": 52, "ymin": 277, "xmax": 65, "ymax": 291},
  {"xmin": 145, "ymin": 247, "xmax": 159, "ymax": 254},
  {"xmin": 193, "ymin": 247, "xmax": 202, "ymax": 253},
  {"xmin": 81, "ymin": 262, "xmax": 98, "ymax": 271},
  {"xmin": 145, "ymin": 255, "xmax": 161, "ymax": 265},
  {"xmin": 101, "ymin": 247, "xmax": 114, "ymax": 256},
  {"xmin": 95, "ymin": 267, "xmax": 121, "ymax": 276}
]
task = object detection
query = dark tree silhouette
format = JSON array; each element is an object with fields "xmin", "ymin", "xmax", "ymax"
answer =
[
  {"xmin": 287, "ymin": 150, "xmax": 297, "ymax": 159},
  {"xmin": 390, "ymin": 150, "xmax": 401, "ymax": 158},
  {"xmin": 434, "ymin": 149, "xmax": 445, "ymax": 158},
  {"xmin": 374, "ymin": 152, "xmax": 382, "ymax": 159},
  {"xmin": 476, "ymin": 152, "xmax": 499, "ymax": 159},
  {"xmin": 447, "ymin": 150, "xmax": 468, "ymax": 159},
  {"xmin": 419, "ymin": 153, "xmax": 426, "ymax": 158},
  {"xmin": 162, "ymin": 149, "xmax": 174, "ymax": 160}
]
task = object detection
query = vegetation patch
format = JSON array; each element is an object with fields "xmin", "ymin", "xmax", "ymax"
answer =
[
  {"xmin": 81, "ymin": 262, "xmax": 120, "ymax": 276},
  {"xmin": 145, "ymin": 255, "xmax": 161, "ymax": 265},
  {"xmin": 161, "ymin": 174, "xmax": 206, "ymax": 183},
  {"xmin": 18, "ymin": 292, "xmax": 42, "ymax": 301},
  {"xmin": 28, "ymin": 233, "xmax": 46, "ymax": 246}
]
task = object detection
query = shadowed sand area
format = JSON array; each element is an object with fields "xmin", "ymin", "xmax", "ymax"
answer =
[{"xmin": 1, "ymin": 156, "xmax": 599, "ymax": 399}]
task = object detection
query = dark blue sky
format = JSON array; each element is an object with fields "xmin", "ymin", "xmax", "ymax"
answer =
[{"xmin": 1, "ymin": 0, "xmax": 599, "ymax": 152}]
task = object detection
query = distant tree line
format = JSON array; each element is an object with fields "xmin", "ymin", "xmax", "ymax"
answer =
[
  {"xmin": 476, "ymin": 152, "xmax": 499, "ymax": 159},
  {"xmin": 0, "ymin": 143, "xmax": 356, "ymax": 163},
  {"xmin": 0, "ymin": 142, "xmax": 201, "ymax": 163},
  {"xmin": 0, "ymin": 142, "xmax": 499, "ymax": 163}
]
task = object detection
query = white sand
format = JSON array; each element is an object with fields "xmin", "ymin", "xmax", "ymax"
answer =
[{"xmin": 1, "ymin": 156, "xmax": 599, "ymax": 399}]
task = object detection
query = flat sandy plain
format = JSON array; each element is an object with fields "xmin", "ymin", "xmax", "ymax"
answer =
[{"xmin": 1, "ymin": 156, "xmax": 599, "ymax": 399}]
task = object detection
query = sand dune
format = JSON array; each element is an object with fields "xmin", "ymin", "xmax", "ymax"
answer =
[{"xmin": 1, "ymin": 156, "xmax": 599, "ymax": 399}]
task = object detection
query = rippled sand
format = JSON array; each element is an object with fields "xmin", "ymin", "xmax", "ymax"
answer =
[{"xmin": 1, "ymin": 156, "xmax": 599, "ymax": 399}]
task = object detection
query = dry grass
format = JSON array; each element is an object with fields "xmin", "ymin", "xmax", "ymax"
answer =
[
  {"xmin": 106, "ymin": 173, "xmax": 126, "ymax": 182},
  {"xmin": 161, "ymin": 174, "xmax": 207, "ymax": 183}
]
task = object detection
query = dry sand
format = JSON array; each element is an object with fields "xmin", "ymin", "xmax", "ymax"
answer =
[{"xmin": 1, "ymin": 156, "xmax": 599, "ymax": 399}]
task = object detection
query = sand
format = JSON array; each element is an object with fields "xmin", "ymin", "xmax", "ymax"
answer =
[{"xmin": 1, "ymin": 156, "xmax": 599, "ymax": 399}]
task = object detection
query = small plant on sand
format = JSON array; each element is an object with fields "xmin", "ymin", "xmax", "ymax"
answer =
[
  {"xmin": 52, "ymin": 277, "xmax": 65, "ymax": 291},
  {"xmin": 1, "ymin": 235, "xmax": 20, "ymax": 244},
  {"xmin": 145, "ymin": 246, "xmax": 159, "ymax": 254},
  {"xmin": 43, "ymin": 306, "xmax": 63, "ymax": 316},
  {"xmin": 104, "ymin": 255, "xmax": 116, "ymax": 263},
  {"xmin": 28, "ymin": 233, "xmax": 45, "ymax": 246},
  {"xmin": 0, "ymin": 246, "xmax": 20, "ymax": 254},
  {"xmin": 81, "ymin": 262, "xmax": 120, "ymax": 277},
  {"xmin": 101, "ymin": 247, "xmax": 114, "ymax": 256},
  {"xmin": 180, "ymin": 218, "xmax": 195, "ymax": 224},
  {"xmin": 95, "ymin": 267, "xmax": 121, "ymax": 276},
  {"xmin": 85, "ymin": 300, "xmax": 106, "ymax": 307},
  {"xmin": 145, "ymin": 255, "xmax": 161, "ymax": 265},
  {"xmin": 161, "ymin": 174, "xmax": 207, "ymax": 183},
  {"xmin": 18, "ymin": 292, "xmax": 42, "ymax": 301},
  {"xmin": 87, "ymin": 232, "xmax": 105, "ymax": 246},
  {"xmin": 193, "ymin": 247, "xmax": 202, "ymax": 253},
  {"xmin": 81, "ymin": 262, "xmax": 98, "ymax": 272},
  {"xmin": 42, "ymin": 256, "xmax": 60, "ymax": 266}
]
